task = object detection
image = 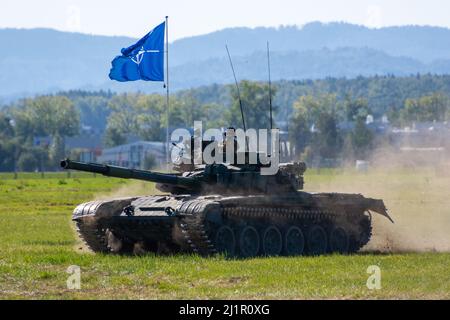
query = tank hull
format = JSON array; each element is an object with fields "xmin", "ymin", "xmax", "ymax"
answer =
[{"xmin": 73, "ymin": 192, "xmax": 390, "ymax": 257}]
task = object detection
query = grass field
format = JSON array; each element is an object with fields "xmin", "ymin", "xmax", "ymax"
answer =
[{"xmin": 0, "ymin": 169, "xmax": 449, "ymax": 299}]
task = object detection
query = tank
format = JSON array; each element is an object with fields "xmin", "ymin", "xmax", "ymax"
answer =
[{"xmin": 61, "ymin": 147, "xmax": 393, "ymax": 257}]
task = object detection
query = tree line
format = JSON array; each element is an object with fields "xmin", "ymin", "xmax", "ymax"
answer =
[{"xmin": 1, "ymin": 75, "xmax": 450, "ymax": 171}]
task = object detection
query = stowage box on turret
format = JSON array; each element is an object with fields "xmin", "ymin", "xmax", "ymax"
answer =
[{"xmin": 61, "ymin": 144, "xmax": 393, "ymax": 257}]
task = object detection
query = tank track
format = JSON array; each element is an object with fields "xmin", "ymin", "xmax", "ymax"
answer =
[
  {"xmin": 178, "ymin": 203, "xmax": 372, "ymax": 257},
  {"xmin": 75, "ymin": 220, "xmax": 109, "ymax": 252},
  {"xmin": 178, "ymin": 200, "xmax": 218, "ymax": 255},
  {"xmin": 74, "ymin": 199, "xmax": 372, "ymax": 257},
  {"xmin": 72, "ymin": 198, "xmax": 138, "ymax": 253}
]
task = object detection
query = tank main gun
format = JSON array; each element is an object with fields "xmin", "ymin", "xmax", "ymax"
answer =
[
  {"xmin": 60, "ymin": 159, "xmax": 198, "ymax": 191},
  {"xmin": 61, "ymin": 158, "xmax": 307, "ymax": 195}
]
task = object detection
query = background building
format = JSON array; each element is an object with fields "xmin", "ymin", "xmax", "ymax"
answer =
[{"xmin": 96, "ymin": 141, "xmax": 166, "ymax": 169}]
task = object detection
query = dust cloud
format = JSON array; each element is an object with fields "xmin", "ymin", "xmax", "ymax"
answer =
[
  {"xmin": 94, "ymin": 180, "xmax": 157, "ymax": 200},
  {"xmin": 307, "ymin": 147, "xmax": 450, "ymax": 253},
  {"xmin": 366, "ymin": 147, "xmax": 450, "ymax": 253},
  {"xmin": 93, "ymin": 164, "xmax": 168, "ymax": 200}
]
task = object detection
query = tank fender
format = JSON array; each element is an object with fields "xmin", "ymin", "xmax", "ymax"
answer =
[
  {"xmin": 177, "ymin": 199, "xmax": 223, "ymax": 224},
  {"xmin": 72, "ymin": 197, "xmax": 137, "ymax": 220},
  {"xmin": 365, "ymin": 198, "xmax": 394, "ymax": 223}
]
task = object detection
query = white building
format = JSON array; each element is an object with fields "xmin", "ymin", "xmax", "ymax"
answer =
[{"xmin": 97, "ymin": 141, "xmax": 166, "ymax": 169}]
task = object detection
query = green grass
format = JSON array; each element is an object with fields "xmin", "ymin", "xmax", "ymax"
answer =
[{"xmin": 0, "ymin": 170, "xmax": 449, "ymax": 299}]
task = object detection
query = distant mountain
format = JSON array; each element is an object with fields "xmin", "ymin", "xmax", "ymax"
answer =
[
  {"xmin": 1, "ymin": 23, "xmax": 450, "ymax": 101},
  {"xmin": 168, "ymin": 47, "xmax": 444, "ymax": 87},
  {"xmin": 170, "ymin": 23, "xmax": 450, "ymax": 65},
  {"xmin": 0, "ymin": 28, "xmax": 134, "ymax": 100}
]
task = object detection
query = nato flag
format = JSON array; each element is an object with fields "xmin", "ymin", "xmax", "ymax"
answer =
[{"xmin": 109, "ymin": 22, "xmax": 165, "ymax": 82}]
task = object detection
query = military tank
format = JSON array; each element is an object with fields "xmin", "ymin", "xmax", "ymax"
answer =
[{"xmin": 61, "ymin": 143, "xmax": 393, "ymax": 257}]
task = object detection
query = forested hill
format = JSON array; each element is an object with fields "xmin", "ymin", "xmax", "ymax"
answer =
[
  {"xmin": 169, "ymin": 47, "xmax": 450, "ymax": 88},
  {"xmin": 5, "ymin": 74, "xmax": 449, "ymax": 134},
  {"xmin": 170, "ymin": 23, "xmax": 450, "ymax": 65},
  {"xmin": 2, "ymin": 23, "xmax": 450, "ymax": 100},
  {"xmin": 177, "ymin": 74, "xmax": 450, "ymax": 121}
]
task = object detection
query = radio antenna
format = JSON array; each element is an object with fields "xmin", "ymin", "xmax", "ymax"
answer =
[
  {"xmin": 225, "ymin": 45, "xmax": 246, "ymax": 131},
  {"xmin": 267, "ymin": 41, "xmax": 273, "ymax": 130}
]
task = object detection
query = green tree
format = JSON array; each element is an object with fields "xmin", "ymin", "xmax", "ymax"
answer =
[
  {"xmin": 0, "ymin": 113, "xmax": 17, "ymax": 171},
  {"xmin": 289, "ymin": 96, "xmax": 315, "ymax": 154},
  {"xmin": 11, "ymin": 95, "xmax": 80, "ymax": 168},
  {"xmin": 344, "ymin": 95, "xmax": 370, "ymax": 121},
  {"xmin": 315, "ymin": 111, "xmax": 340, "ymax": 159},
  {"xmin": 350, "ymin": 117, "xmax": 373, "ymax": 159},
  {"xmin": 104, "ymin": 93, "xmax": 140, "ymax": 147},
  {"xmin": 17, "ymin": 147, "xmax": 48, "ymax": 172},
  {"xmin": 104, "ymin": 92, "xmax": 211, "ymax": 147},
  {"xmin": 200, "ymin": 103, "xmax": 229, "ymax": 129},
  {"xmin": 135, "ymin": 94, "xmax": 166, "ymax": 141},
  {"xmin": 13, "ymin": 96, "xmax": 79, "ymax": 137},
  {"xmin": 400, "ymin": 93, "xmax": 449, "ymax": 125},
  {"xmin": 71, "ymin": 94, "xmax": 111, "ymax": 132},
  {"xmin": 228, "ymin": 80, "xmax": 276, "ymax": 130},
  {"xmin": 289, "ymin": 94, "xmax": 341, "ymax": 159},
  {"xmin": 104, "ymin": 93, "xmax": 193, "ymax": 146}
]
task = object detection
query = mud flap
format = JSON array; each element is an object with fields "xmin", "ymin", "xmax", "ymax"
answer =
[{"xmin": 365, "ymin": 199, "xmax": 394, "ymax": 223}]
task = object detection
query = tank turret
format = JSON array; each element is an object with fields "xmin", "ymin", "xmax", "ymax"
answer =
[{"xmin": 60, "ymin": 158, "xmax": 306, "ymax": 195}]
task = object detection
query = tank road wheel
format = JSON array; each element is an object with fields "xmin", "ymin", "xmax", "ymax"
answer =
[
  {"xmin": 329, "ymin": 227, "xmax": 349, "ymax": 254},
  {"xmin": 358, "ymin": 216, "xmax": 372, "ymax": 248},
  {"xmin": 239, "ymin": 226, "xmax": 260, "ymax": 258},
  {"xmin": 105, "ymin": 229, "xmax": 133, "ymax": 254},
  {"xmin": 215, "ymin": 226, "xmax": 236, "ymax": 256},
  {"xmin": 306, "ymin": 225, "xmax": 328, "ymax": 256},
  {"xmin": 284, "ymin": 226, "xmax": 305, "ymax": 256},
  {"xmin": 262, "ymin": 226, "xmax": 282, "ymax": 256}
]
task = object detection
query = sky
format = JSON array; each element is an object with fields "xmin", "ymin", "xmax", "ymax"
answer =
[{"xmin": 1, "ymin": 0, "xmax": 450, "ymax": 41}]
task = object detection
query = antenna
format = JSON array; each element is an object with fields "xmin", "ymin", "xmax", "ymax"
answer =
[
  {"xmin": 225, "ymin": 45, "xmax": 246, "ymax": 131},
  {"xmin": 267, "ymin": 41, "xmax": 273, "ymax": 130}
]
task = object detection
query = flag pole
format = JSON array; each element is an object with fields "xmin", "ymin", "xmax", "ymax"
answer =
[
  {"xmin": 267, "ymin": 41, "xmax": 273, "ymax": 130},
  {"xmin": 165, "ymin": 16, "xmax": 170, "ymax": 170}
]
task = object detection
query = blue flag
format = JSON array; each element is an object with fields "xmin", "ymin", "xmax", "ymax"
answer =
[{"xmin": 109, "ymin": 22, "xmax": 165, "ymax": 82}]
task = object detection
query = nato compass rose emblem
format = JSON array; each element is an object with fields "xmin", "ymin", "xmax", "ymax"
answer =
[{"xmin": 131, "ymin": 46, "xmax": 160, "ymax": 65}]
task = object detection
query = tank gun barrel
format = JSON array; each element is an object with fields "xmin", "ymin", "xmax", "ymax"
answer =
[{"xmin": 60, "ymin": 159, "xmax": 197, "ymax": 188}]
